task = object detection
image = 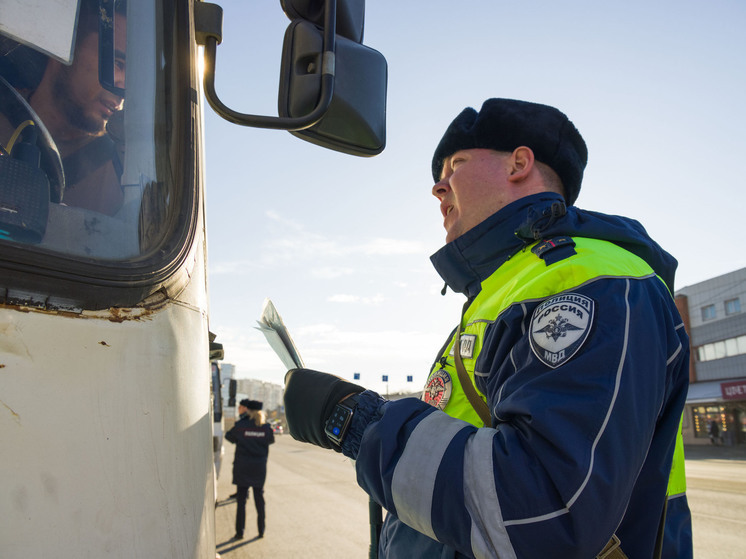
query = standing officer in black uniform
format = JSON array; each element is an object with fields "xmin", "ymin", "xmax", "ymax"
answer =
[{"xmin": 225, "ymin": 399, "xmax": 275, "ymax": 540}]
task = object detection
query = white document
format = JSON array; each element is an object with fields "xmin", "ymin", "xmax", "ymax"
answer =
[{"xmin": 255, "ymin": 298, "xmax": 304, "ymax": 370}]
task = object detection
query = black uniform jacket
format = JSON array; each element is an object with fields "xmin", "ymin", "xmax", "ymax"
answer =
[{"xmin": 225, "ymin": 415, "xmax": 275, "ymax": 487}]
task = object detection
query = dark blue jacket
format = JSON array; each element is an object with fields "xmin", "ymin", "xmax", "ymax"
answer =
[
  {"xmin": 342, "ymin": 194, "xmax": 692, "ymax": 558},
  {"xmin": 225, "ymin": 415, "xmax": 274, "ymax": 487}
]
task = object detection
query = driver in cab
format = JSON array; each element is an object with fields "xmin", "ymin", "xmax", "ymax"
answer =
[{"xmin": 0, "ymin": 0, "xmax": 126, "ymax": 216}]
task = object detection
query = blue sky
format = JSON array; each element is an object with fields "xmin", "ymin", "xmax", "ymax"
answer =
[{"xmin": 203, "ymin": 0, "xmax": 746, "ymax": 393}]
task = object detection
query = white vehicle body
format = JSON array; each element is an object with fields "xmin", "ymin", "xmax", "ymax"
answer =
[{"xmin": 0, "ymin": 0, "xmax": 385, "ymax": 556}]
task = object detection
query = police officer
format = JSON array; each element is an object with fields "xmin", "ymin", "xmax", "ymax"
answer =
[
  {"xmin": 284, "ymin": 98, "xmax": 692, "ymax": 558},
  {"xmin": 225, "ymin": 399, "xmax": 274, "ymax": 540}
]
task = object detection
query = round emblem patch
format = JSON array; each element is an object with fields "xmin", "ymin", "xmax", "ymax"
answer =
[
  {"xmin": 530, "ymin": 293, "xmax": 595, "ymax": 369},
  {"xmin": 421, "ymin": 368, "xmax": 452, "ymax": 410}
]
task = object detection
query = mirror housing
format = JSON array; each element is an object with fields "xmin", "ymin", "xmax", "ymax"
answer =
[
  {"xmin": 209, "ymin": 341, "xmax": 224, "ymax": 361},
  {"xmin": 280, "ymin": 0, "xmax": 364, "ymax": 42},
  {"xmin": 278, "ymin": 20, "xmax": 386, "ymax": 156},
  {"xmin": 195, "ymin": 0, "xmax": 387, "ymax": 156}
]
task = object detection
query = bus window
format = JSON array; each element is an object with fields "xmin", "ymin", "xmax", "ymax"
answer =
[{"xmin": 0, "ymin": 0, "xmax": 196, "ymax": 309}]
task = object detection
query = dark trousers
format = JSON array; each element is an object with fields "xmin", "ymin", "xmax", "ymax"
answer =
[{"xmin": 235, "ymin": 485, "xmax": 265, "ymax": 536}]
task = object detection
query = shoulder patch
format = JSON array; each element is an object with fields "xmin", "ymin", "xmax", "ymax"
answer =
[
  {"xmin": 422, "ymin": 368, "xmax": 452, "ymax": 410},
  {"xmin": 531, "ymin": 236, "xmax": 577, "ymax": 266},
  {"xmin": 530, "ymin": 293, "xmax": 594, "ymax": 368}
]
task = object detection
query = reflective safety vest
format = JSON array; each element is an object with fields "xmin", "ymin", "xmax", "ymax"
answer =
[
  {"xmin": 421, "ymin": 235, "xmax": 686, "ymax": 499},
  {"xmin": 668, "ymin": 416, "xmax": 687, "ymax": 497}
]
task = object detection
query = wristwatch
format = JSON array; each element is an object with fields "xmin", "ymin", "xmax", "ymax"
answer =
[{"xmin": 324, "ymin": 393, "xmax": 362, "ymax": 447}]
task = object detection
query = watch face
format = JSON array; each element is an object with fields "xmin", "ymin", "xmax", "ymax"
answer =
[{"xmin": 325, "ymin": 404, "xmax": 353, "ymax": 444}]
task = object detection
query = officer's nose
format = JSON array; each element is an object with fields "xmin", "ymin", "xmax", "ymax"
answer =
[{"xmin": 432, "ymin": 178, "xmax": 450, "ymax": 201}]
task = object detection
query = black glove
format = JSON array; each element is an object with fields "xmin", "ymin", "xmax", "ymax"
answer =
[{"xmin": 284, "ymin": 368, "xmax": 364, "ymax": 449}]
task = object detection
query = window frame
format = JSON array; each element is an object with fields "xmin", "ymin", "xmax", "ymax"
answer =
[
  {"xmin": 725, "ymin": 297, "xmax": 741, "ymax": 316},
  {"xmin": 701, "ymin": 304, "xmax": 716, "ymax": 321},
  {"xmin": 0, "ymin": 0, "xmax": 198, "ymax": 311}
]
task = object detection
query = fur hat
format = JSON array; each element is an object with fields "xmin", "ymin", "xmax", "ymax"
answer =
[
  {"xmin": 431, "ymin": 98, "xmax": 588, "ymax": 206},
  {"xmin": 239, "ymin": 399, "xmax": 263, "ymax": 410}
]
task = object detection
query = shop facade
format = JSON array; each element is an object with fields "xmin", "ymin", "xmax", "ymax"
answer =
[
  {"xmin": 676, "ymin": 268, "xmax": 746, "ymax": 446},
  {"xmin": 685, "ymin": 379, "xmax": 746, "ymax": 445}
]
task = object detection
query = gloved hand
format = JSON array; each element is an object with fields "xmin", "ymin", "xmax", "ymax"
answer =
[{"xmin": 284, "ymin": 368, "xmax": 364, "ymax": 449}]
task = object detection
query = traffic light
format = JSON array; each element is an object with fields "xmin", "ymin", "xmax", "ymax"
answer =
[{"xmin": 278, "ymin": 0, "xmax": 387, "ymax": 156}]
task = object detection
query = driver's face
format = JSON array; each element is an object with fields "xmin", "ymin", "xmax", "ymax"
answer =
[{"xmin": 52, "ymin": 17, "xmax": 126, "ymax": 135}]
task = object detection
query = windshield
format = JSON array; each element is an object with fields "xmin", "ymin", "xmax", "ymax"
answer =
[{"xmin": 0, "ymin": 0, "xmax": 189, "ymax": 263}]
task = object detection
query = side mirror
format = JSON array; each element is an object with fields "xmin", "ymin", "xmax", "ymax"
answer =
[
  {"xmin": 209, "ymin": 341, "xmax": 224, "ymax": 361},
  {"xmin": 278, "ymin": 19, "xmax": 386, "ymax": 156},
  {"xmin": 280, "ymin": 0, "xmax": 364, "ymax": 43},
  {"xmin": 195, "ymin": 0, "xmax": 387, "ymax": 156}
]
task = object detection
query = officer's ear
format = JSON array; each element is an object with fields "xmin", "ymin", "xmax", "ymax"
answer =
[{"xmin": 507, "ymin": 146, "xmax": 535, "ymax": 183}]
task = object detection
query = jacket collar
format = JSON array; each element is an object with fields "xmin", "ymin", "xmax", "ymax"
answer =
[
  {"xmin": 430, "ymin": 193, "xmax": 566, "ymax": 298},
  {"xmin": 430, "ymin": 191, "xmax": 680, "ymax": 297}
]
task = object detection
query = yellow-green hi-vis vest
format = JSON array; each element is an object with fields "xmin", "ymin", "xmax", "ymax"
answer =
[
  {"xmin": 668, "ymin": 417, "xmax": 687, "ymax": 497},
  {"xmin": 421, "ymin": 236, "xmax": 686, "ymax": 494}
]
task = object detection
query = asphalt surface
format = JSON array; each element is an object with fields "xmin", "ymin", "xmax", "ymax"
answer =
[
  {"xmin": 214, "ymin": 435, "xmax": 370, "ymax": 559},
  {"xmin": 213, "ymin": 440, "xmax": 745, "ymax": 559}
]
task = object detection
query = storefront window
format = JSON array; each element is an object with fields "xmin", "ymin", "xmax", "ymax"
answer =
[
  {"xmin": 692, "ymin": 405, "xmax": 726, "ymax": 439},
  {"xmin": 728, "ymin": 405, "xmax": 746, "ymax": 445}
]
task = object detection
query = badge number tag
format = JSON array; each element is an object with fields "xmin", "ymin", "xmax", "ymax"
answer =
[
  {"xmin": 449, "ymin": 334, "xmax": 477, "ymax": 359},
  {"xmin": 460, "ymin": 334, "xmax": 476, "ymax": 359}
]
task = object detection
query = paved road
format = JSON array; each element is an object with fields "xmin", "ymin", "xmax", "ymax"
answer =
[
  {"xmin": 686, "ymin": 445, "xmax": 746, "ymax": 559},
  {"xmin": 215, "ymin": 438, "xmax": 746, "ymax": 558},
  {"xmin": 215, "ymin": 435, "xmax": 370, "ymax": 558}
]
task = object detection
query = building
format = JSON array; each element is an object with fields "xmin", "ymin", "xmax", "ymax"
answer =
[
  {"xmin": 676, "ymin": 267, "xmax": 746, "ymax": 445},
  {"xmin": 218, "ymin": 363, "xmax": 284, "ymax": 429},
  {"xmin": 235, "ymin": 378, "xmax": 284, "ymax": 413},
  {"xmin": 217, "ymin": 363, "xmax": 283, "ymax": 412}
]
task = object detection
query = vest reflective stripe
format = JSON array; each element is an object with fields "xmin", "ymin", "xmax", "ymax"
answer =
[{"xmin": 425, "ymin": 236, "xmax": 685, "ymax": 496}]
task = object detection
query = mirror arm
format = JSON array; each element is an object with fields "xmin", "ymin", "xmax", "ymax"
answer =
[{"xmin": 198, "ymin": 0, "xmax": 337, "ymax": 131}]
